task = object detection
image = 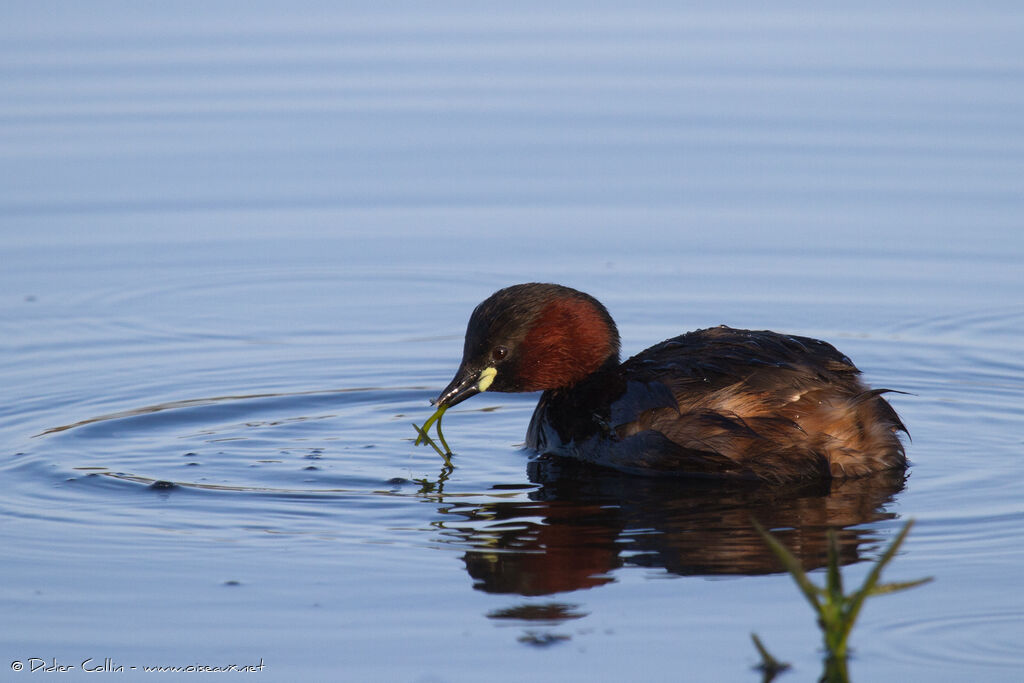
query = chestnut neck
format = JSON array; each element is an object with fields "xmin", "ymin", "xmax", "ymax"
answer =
[{"xmin": 514, "ymin": 293, "xmax": 621, "ymax": 392}]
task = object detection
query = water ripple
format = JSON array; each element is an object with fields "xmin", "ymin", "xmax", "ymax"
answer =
[{"xmin": 877, "ymin": 610, "xmax": 1024, "ymax": 670}]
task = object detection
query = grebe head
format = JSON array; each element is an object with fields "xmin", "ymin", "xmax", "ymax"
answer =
[{"xmin": 433, "ymin": 283, "xmax": 621, "ymax": 408}]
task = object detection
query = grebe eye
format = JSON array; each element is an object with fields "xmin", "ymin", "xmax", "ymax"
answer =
[{"xmin": 491, "ymin": 345, "xmax": 508, "ymax": 361}]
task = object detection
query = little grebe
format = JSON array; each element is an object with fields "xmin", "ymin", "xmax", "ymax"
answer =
[{"xmin": 434, "ymin": 283, "xmax": 907, "ymax": 482}]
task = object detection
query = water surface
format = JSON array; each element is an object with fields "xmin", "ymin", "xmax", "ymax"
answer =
[{"xmin": 2, "ymin": 2, "xmax": 1023, "ymax": 681}]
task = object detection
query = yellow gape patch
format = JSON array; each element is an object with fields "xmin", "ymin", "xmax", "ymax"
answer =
[{"xmin": 476, "ymin": 367, "xmax": 497, "ymax": 392}]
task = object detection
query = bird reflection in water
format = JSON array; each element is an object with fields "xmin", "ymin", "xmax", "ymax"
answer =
[{"xmin": 433, "ymin": 457, "xmax": 907, "ymax": 610}]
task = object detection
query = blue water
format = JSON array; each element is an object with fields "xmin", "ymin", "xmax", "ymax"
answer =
[{"xmin": 2, "ymin": 2, "xmax": 1023, "ymax": 681}]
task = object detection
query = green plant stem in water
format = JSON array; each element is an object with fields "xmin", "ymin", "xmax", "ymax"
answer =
[
  {"xmin": 752, "ymin": 518, "xmax": 932, "ymax": 683},
  {"xmin": 412, "ymin": 404, "xmax": 453, "ymax": 467},
  {"xmin": 750, "ymin": 633, "xmax": 790, "ymax": 683}
]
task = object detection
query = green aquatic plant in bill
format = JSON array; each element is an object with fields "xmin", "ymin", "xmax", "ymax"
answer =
[
  {"xmin": 752, "ymin": 518, "xmax": 932, "ymax": 683},
  {"xmin": 412, "ymin": 404, "xmax": 454, "ymax": 467}
]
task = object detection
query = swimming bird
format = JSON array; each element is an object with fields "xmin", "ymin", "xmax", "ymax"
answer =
[{"xmin": 433, "ymin": 283, "xmax": 907, "ymax": 482}]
